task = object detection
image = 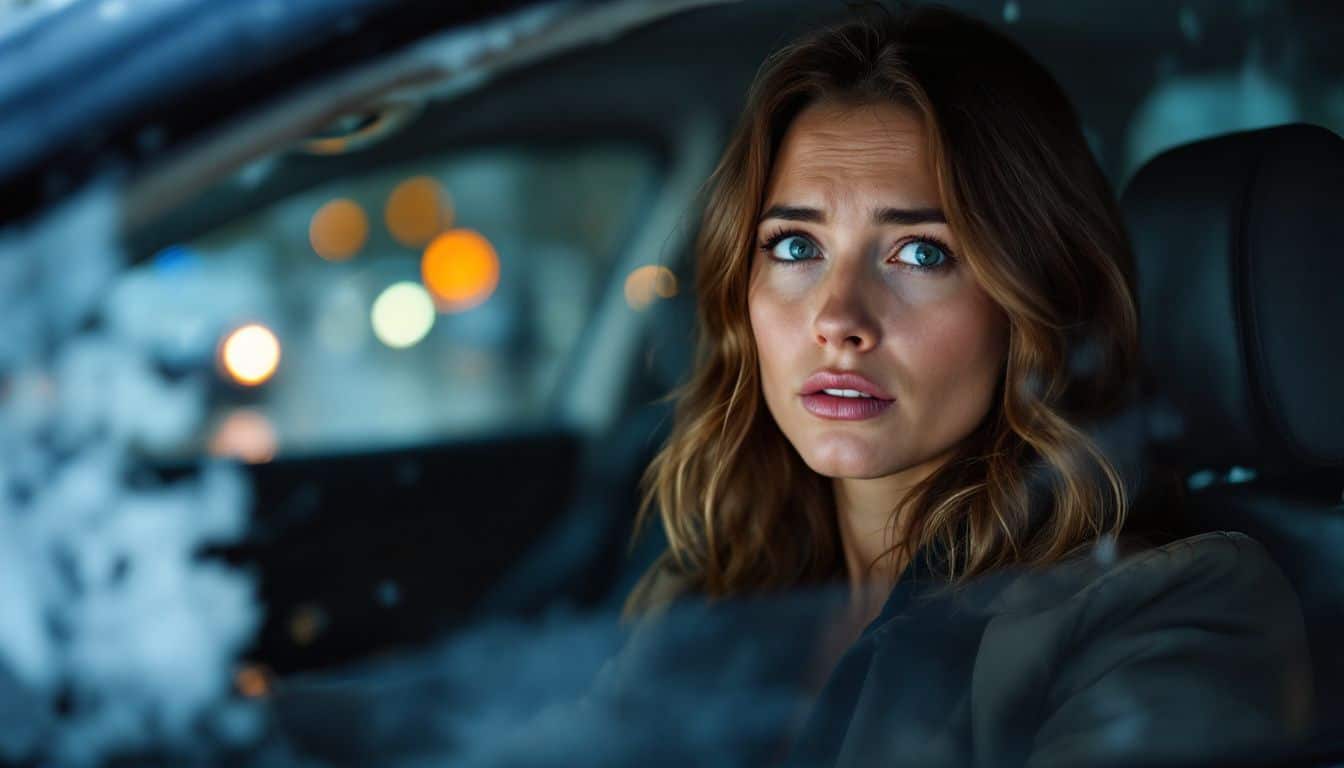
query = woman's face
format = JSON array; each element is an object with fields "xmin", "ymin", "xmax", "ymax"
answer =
[{"xmin": 749, "ymin": 99, "xmax": 1008, "ymax": 480}]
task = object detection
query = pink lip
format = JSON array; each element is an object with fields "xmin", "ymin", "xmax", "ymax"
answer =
[
  {"xmin": 801, "ymin": 393, "xmax": 894, "ymax": 420},
  {"xmin": 798, "ymin": 369, "xmax": 895, "ymax": 421},
  {"xmin": 800, "ymin": 370, "xmax": 893, "ymax": 399}
]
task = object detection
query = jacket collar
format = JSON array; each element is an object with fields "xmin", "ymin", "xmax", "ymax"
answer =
[{"xmin": 858, "ymin": 543, "xmax": 952, "ymax": 640}]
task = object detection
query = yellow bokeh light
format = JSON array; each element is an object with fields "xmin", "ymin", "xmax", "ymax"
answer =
[
  {"xmin": 309, "ymin": 198, "xmax": 369, "ymax": 261},
  {"xmin": 385, "ymin": 176, "xmax": 453, "ymax": 247},
  {"xmin": 624, "ymin": 265, "xmax": 678, "ymax": 310},
  {"xmin": 220, "ymin": 323, "xmax": 281, "ymax": 386},
  {"xmin": 208, "ymin": 408, "xmax": 278, "ymax": 464},
  {"xmin": 421, "ymin": 229, "xmax": 500, "ymax": 312},
  {"xmin": 371, "ymin": 281, "xmax": 436, "ymax": 349}
]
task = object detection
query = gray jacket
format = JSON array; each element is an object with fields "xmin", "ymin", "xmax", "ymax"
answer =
[{"xmin": 623, "ymin": 531, "xmax": 1314, "ymax": 767}]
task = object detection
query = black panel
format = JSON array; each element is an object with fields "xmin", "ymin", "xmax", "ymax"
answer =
[{"xmin": 193, "ymin": 430, "xmax": 582, "ymax": 674}]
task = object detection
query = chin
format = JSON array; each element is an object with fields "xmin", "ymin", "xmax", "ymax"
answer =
[{"xmin": 799, "ymin": 435, "xmax": 897, "ymax": 479}]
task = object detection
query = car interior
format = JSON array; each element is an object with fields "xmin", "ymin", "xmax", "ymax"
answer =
[
  {"xmin": 7, "ymin": 0, "xmax": 1340, "ymax": 753},
  {"xmin": 1120, "ymin": 122, "xmax": 1344, "ymax": 730}
]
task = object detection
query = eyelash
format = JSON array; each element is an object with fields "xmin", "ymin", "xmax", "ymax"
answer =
[{"xmin": 757, "ymin": 227, "xmax": 958, "ymax": 273}]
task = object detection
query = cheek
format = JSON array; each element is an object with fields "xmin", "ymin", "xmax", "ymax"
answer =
[
  {"xmin": 748, "ymin": 276, "xmax": 807, "ymax": 400},
  {"xmin": 901, "ymin": 289, "xmax": 1006, "ymax": 401},
  {"xmin": 749, "ymin": 290, "xmax": 785, "ymax": 383},
  {"xmin": 881, "ymin": 267, "xmax": 964, "ymax": 306}
]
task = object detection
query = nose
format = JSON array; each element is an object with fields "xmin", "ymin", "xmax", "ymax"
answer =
[{"xmin": 812, "ymin": 264, "xmax": 880, "ymax": 352}]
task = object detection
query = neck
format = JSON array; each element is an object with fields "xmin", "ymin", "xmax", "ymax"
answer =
[{"xmin": 832, "ymin": 450, "xmax": 951, "ymax": 617}]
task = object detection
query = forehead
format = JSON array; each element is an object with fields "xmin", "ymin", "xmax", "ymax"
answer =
[{"xmin": 764, "ymin": 99, "xmax": 939, "ymax": 210}]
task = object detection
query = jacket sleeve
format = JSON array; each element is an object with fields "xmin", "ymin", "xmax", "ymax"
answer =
[{"xmin": 1023, "ymin": 532, "xmax": 1314, "ymax": 767}]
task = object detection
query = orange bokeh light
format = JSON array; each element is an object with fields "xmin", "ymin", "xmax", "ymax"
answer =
[
  {"xmin": 623, "ymin": 265, "xmax": 678, "ymax": 310},
  {"xmin": 385, "ymin": 176, "xmax": 453, "ymax": 247},
  {"xmin": 235, "ymin": 664, "xmax": 272, "ymax": 699},
  {"xmin": 421, "ymin": 229, "xmax": 500, "ymax": 312},
  {"xmin": 208, "ymin": 408, "xmax": 278, "ymax": 464},
  {"xmin": 309, "ymin": 198, "xmax": 369, "ymax": 261}
]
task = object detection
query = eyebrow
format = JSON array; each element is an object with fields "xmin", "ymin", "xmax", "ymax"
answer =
[{"xmin": 758, "ymin": 204, "xmax": 946, "ymax": 226}]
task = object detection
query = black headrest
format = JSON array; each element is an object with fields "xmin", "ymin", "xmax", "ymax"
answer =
[{"xmin": 1121, "ymin": 124, "xmax": 1344, "ymax": 472}]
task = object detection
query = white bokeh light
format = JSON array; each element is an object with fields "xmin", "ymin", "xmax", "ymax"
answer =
[
  {"xmin": 219, "ymin": 324, "xmax": 281, "ymax": 386},
  {"xmin": 370, "ymin": 282, "xmax": 436, "ymax": 349}
]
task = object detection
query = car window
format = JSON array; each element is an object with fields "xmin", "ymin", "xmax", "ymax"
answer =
[{"xmin": 110, "ymin": 143, "xmax": 659, "ymax": 461}]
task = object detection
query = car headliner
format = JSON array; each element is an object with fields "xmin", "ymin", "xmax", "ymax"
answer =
[{"xmin": 4, "ymin": 0, "xmax": 1343, "ymax": 241}]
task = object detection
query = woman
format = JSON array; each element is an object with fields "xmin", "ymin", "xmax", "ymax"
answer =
[{"xmin": 621, "ymin": 4, "xmax": 1313, "ymax": 765}]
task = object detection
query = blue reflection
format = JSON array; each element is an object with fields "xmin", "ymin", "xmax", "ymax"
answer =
[{"xmin": 151, "ymin": 244, "xmax": 200, "ymax": 275}]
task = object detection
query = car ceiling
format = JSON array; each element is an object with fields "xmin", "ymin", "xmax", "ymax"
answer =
[{"xmin": 4, "ymin": 0, "xmax": 1340, "ymax": 249}]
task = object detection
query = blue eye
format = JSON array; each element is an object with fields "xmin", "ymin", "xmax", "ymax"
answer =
[
  {"xmin": 893, "ymin": 240, "xmax": 950, "ymax": 270},
  {"xmin": 766, "ymin": 234, "xmax": 820, "ymax": 262}
]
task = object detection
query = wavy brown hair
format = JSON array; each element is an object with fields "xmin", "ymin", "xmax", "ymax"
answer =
[{"xmin": 627, "ymin": 4, "xmax": 1139, "ymax": 609}]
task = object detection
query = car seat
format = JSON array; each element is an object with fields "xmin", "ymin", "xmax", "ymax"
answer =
[{"xmin": 1120, "ymin": 123, "xmax": 1344, "ymax": 734}]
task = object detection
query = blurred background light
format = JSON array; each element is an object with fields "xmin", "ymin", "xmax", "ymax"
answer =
[
  {"xmin": 623, "ymin": 265, "xmax": 677, "ymax": 310},
  {"xmin": 208, "ymin": 408, "xmax": 279, "ymax": 464},
  {"xmin": 1123, "ymin": 62, "xmax": 1298, "ymax": 179},
  {"xmin": 287, "ymin": 603, "xmax": 328, "ymax": 647},
  {"xmin": 420, "ymin": 229, "xmax": 500, "ymax": 312},
  {"xmin": 376, "ymin": 579, "xmax": 401, "ymax": 607},
  {"xmin": 234, "ymin": 664, "xmax": 272, "ymax": 699},
  {"xmin": 385, "ymin": 176, "xmax": 453, "ymax": 247},
  {"xmin": 309, "ymin": 198, "xmax": 369, "ymax": 261},
  {"xmin": 219, "ymin": 323, "xmax": 281, "ymax": 386},
  {"xmin": 150, "ymin": 244, "xmax": 199, "ymax": 276},
  {"xmin": 371, "ymin": 281, "xmax": 436, "ymax": 349}
]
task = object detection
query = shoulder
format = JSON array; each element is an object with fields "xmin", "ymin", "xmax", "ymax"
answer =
[
  {"xmin": 985, "ymin": 531, "xmax": 1312, "ymax": 683},
  {"xmin": 1059, "ymin": 531, "xmax": 1306, "ymax": 647},
  {"xmin": 975, "ymin": 532, "xmax": 1315, "ymax": 763},
  {"xmin": 1086, "ymin": 529, "xmax": 1288, "ymax": 596},
  {"xmin": 980, "ymin": 530, "xmax": 1299, "ymax": 622}
]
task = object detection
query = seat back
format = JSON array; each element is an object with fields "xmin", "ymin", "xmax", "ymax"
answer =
[{"xmin": 1120, "ymin": 123, "xmax": 1344, "ymax": 732}]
